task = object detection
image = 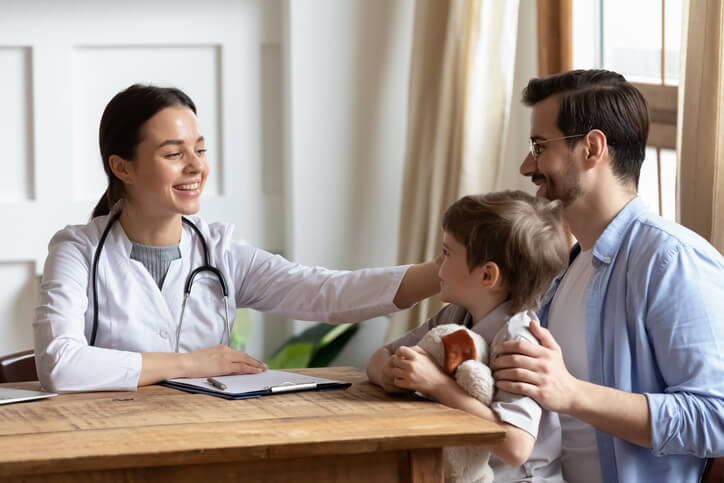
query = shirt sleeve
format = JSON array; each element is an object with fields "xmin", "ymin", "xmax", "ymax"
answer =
[
  {"xmin": 229, "ymin": 243, "xmax": 410, "ymax": 324},
  {"xmin": 33, "ymin": 227, "xmax": 142, "ymax": 393},
  {"xmin": 490, "ymin": 311, "xmax": 544, "ymax": 438},
  {"xmin": 644, "ymin": 244, "xmax": 724, "ymax": 458}
]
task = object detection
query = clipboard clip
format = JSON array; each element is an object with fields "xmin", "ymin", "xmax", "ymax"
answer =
[{"xmin": 266, "ymin": 381, "xmax": 318, "ymax": 393}]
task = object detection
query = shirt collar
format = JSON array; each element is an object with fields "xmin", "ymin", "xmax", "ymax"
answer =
[
  {"xmin": 470, "ymin": 300, "xmax": 513, "ymax": 342},
  {"xmin": 592, "ymin": 196, "xmax": 647, "ymax": 265}
]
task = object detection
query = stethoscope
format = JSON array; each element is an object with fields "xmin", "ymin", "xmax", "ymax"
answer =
[{"xmin": 89, "ymin": 211, "xmax": 231, "ymax": 352}]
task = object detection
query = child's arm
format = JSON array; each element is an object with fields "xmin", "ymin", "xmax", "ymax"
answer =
[
  {"xmin": 367, "ymin": 345, "xmax": 408, "ymax": 393},
  {"xmin": 367, "ymin": 305, "xmax": 453, "ymax": 392},
  {"xmin": 392, "ymin": 345, "xmax": 535, "ymax": 467}
]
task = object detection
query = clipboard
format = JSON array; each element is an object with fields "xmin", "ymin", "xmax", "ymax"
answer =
[{"xmin": 160, "ymin": 369, "xmax": 351, "ymax": 400}]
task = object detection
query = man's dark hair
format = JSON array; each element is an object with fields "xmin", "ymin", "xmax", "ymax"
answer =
[{"xmin": 522, "ymin": 69, "xmax": 649, "ymax": 186}]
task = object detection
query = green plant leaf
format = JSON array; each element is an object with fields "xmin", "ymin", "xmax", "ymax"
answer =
[
  {"xmin": 266, "ymin": 323, "xmax": 358, "ymax": 369},
  {"xmin": 309, "ymin": 324, "xmax": 358, "ymax": 367},
  {"xmin": 266, "ymin": 342, "xmax": 314, "ymax": 369},
  {"xmin": 320, "ymin": 323, "xmax": 353, "ymax": 347},
  {"xmin": 229, "ymin": 308, "xmax": 252, "ymax": 351}
]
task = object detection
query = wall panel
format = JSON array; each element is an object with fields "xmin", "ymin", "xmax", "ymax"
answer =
[
  {"xmin": 71, "ymin": 45, "xmax": 223, "ymax": 201},
  {"xmin": 0, "ymin": 0, "xmax": 271, "ymax": 359},
  {"xmin": 0, "ymin": 47, "xmax": 33, "ymax": 202}
]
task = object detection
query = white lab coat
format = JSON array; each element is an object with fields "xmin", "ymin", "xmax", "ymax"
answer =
[{"xmin": 33, "ymin": 207, "xmax": 408, "ymax": 393}]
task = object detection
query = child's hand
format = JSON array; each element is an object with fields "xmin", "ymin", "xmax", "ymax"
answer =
[
  {"xmin": 391, "ymin": 345, "xmax": 450, "ymax": 396},
  {"xmin": 379, "ymin": 350, "xmax": 408, "ymax": 393}
]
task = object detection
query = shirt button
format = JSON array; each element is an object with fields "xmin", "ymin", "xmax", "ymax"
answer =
[{"xmin": 160, "ymin": 330, "xmax": 168, "ymax": 339}]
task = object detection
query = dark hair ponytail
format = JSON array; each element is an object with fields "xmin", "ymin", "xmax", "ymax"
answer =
[{"xmin": 91, "ymin": 84, "xmax": 197, "ymax": 218}]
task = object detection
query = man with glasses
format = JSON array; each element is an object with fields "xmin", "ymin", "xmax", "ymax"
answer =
[{"xmin": 492, "ymin": 69, "xmax": 724, "ymax": 483}]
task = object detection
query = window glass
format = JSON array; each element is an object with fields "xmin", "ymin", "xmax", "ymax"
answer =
[
  {"xmin": 638, "ymin": 147, "xmax": 677, "ymax": 220},
  {"xmin": 664, "ymin": 0, "xmax": 682, "ymax": 85},
  {"xmin": 572, "ymin": 0, "xmax": 681, "ymax": 84},
  {"xmin": 639, "ymin": 147, "xmax": 661, "ymax": 214},
  {"xmin": 601, "ymin": 0, "xmax": 662, "ymax": 83},
  {"xmin": 659, "ymin": 148, "xmax": 677, "ymax": 219},
  {"xmin": 572, "ymin": 0, "xmax": 680, "ymax": 220},
  {"xmin": 571, "ymin": 0, "xmax": 599, "ymax": 69}
]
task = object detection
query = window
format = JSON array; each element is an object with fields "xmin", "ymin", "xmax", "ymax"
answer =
[{"xmin": 572, "ymin": 0, "xmax": 681, "ymax": 220}]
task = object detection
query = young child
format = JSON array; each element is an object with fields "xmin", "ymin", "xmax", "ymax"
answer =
[{"xmin": 367, "ymin": 190, "xmax": 569, "ymax": 482}]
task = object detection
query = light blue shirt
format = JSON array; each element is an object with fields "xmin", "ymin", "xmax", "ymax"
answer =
[{"xmin": 539, "ymin": 197, "xmax": 724, "ymax": 483}]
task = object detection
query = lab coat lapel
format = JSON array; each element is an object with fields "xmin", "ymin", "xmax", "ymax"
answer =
[
  {"xmin": 106, "ymin": 222, "xmax": 175, "ymax": 326},
  {"xmin": 161, "ymin": 225, "xmax": 191, "ymax": 327}
]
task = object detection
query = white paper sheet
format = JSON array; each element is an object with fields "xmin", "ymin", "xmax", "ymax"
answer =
[{"xmin": 166, "ymin": 369, "xmax": 347, "ymax": 395}]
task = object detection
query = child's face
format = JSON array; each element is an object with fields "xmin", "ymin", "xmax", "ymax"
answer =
[{"xmin": 438, "ymin": 232, "xmax": 484, "ymax": 306}]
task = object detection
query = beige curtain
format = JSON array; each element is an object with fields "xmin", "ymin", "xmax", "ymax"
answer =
[
  {"xmin": 678, "ymin": 0, "xmax": 724, "ymax": 254},
  {"xmin": 386, "ymin": 0, "xmax": 520, "ymax": 341}
]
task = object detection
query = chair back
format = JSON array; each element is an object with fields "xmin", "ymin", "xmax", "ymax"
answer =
[
  {"xmin": 702, "ymin": 457, "xmax": 724, "ymax": 483},
  {"xmin": 0, "ymin": 350, "xmax": 37, "ymax": 383}
]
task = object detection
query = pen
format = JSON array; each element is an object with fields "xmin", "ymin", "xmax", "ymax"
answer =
[{"xmin": 207, "ymin": 377, "xmax": 227, "ymax": 391}]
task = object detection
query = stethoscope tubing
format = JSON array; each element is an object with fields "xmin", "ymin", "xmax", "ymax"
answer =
[{"xmin": 89, "ymin": 211, "xmax": 231, "ymax": 350}]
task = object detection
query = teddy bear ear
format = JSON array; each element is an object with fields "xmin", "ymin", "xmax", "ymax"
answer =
[{"xmin": 441, "ymin": 330, "xmax": 478, "ymax": 375}]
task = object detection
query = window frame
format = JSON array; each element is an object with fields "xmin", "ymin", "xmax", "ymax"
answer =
[{"xmin": 538, "ymin": 0, "xmax": 679, "ymax": 218}]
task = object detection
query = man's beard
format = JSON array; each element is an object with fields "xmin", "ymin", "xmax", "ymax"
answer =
[
  {"xmin": 547, "ymin": 172, "xmax": 582, "ymax": 206},
  {"xmin": 546, "ymin": 156, "xmax": 582, "ymax": 206}
]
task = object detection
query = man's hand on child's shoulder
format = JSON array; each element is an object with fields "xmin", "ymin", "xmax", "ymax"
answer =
[{"xmin": 492, "ymin": 320, "xmax": 579, "ymax": 413}]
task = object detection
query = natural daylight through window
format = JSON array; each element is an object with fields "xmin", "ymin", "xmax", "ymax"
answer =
[{"xmin": 572, "ymin": 0, "xmax": 681, "ymax": 220}]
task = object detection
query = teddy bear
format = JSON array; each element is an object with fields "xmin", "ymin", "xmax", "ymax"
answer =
[{"xmin": 417, "ymin": 323, "xmax": 496, "ymax": 483}]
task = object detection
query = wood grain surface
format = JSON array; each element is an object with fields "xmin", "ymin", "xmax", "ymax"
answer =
[{"xmin": 0, "ymin": 367, "xmax": 504, "ymax": 482}]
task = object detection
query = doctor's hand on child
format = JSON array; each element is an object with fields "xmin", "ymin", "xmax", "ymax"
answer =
[
  {"xmin": 391, "ymin": 345, "xmax": 450, "ymax": 396},
  {"xmin": 183, "ymin": 345, "xmax": 267, "ymax": 378}
]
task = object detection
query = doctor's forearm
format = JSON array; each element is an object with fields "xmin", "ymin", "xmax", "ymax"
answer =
[
  {"xmin": 139, "ymin": 352, "xmax": 188, "ymax": 386},
  {"xmin": 139, "ymin": 346, "xmax": 267, "ymax": 386},
  {"xmin": 393, "ymin": 261, "xmax": 440, "ymax": 308}
]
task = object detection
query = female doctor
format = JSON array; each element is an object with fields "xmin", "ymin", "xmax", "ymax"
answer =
[{"xmin": 33, "ymin": 84, "xmax": 439, "ymax": 393}]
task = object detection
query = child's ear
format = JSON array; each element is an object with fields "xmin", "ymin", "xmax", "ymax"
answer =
[
  {"xmin": 109, "ymin": 154, "xmax": 135, "ymax": 185},
  {"xmin": 480, "ymin": 261, "xmax": 502, "ymax": 288}
]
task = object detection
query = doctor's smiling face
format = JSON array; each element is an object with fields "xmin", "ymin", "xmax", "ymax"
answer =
[{"xmin": 114, "ymin": 106, "xmax": 209, "ymax": 218}]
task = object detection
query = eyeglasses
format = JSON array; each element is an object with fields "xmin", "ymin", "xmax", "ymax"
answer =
[{"xmin": 528, "ymin": 134, "xmax": 587, "ymax": 160}]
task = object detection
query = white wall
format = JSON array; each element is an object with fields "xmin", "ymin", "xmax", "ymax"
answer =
[
  {"xmin": 283, "ymin": 0, "xmax": 415, "ymax": 367},
  {"xmin": 282, "ymin": 0, "xmax": 539, "ymax": 368},
  {"xmin": 0, "ymin": 0, "xmax": 267, "ymax": 357},
  {"xmin": 285, "ymin": 0, "xmax": 414, "ymax": 270},
  {"xmin": 0, "ymin": 0, "xmax": 416, "ymax": 367},
  {"xmin": 0, "ymin": 0, "xmax": 539, "ymax": 370}
]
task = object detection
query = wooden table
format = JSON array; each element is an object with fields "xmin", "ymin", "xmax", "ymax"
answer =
[{"xmin": 0, "ymin": 367, "xmax": 504, "ymax": 482}]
